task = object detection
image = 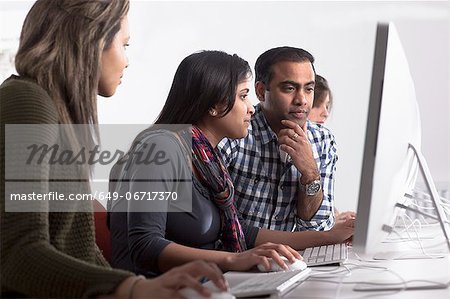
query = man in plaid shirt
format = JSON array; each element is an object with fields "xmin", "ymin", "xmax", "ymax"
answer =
[{"xmin": 219, "ymin": 46, "xmax": 338, "ymax": 232}]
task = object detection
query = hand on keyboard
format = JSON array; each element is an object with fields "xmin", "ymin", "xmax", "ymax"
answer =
[
  {"xmin": 329, "ymin": 213, "xmax": 355, "ymax": 244},
  {"xmin": 224, "ymin": 242, "xmax": 302, "ymax": 272},
  {"xmin": 335, "ymin": 211, "xmax": 356, "ymax": 222}
]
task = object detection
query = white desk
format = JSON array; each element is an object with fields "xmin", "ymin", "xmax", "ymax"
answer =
[{"xmin": 224, "ymin": 251, "xmax": 449, "ymax": 299}]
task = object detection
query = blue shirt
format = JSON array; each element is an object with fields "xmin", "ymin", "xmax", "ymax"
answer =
[{"xmin": 218, "ymin": 104, "xmax": 337, "ymax": 231}]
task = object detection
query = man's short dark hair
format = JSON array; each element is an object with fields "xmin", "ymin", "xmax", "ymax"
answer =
[{"xmin": 255, "ymin": 46, "xmax": 315, "ymax": 86}]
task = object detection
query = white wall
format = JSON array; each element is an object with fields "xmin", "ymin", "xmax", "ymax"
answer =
[{"xmin": 1, "ymin": 1, "xmax": 449, "ymax": 211}]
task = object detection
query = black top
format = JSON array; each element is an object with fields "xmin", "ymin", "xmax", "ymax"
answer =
[{"xmin": 108, "ymin": 131, "xmax": 259, "ymax": 276}]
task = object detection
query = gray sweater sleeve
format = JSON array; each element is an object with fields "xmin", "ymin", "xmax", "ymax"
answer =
[{"xmin": 125, "ymin": 133, "xmax": 190, "ymax": 275}]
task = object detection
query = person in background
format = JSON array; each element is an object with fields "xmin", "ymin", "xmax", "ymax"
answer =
[
  {"xmin": 0, "ymin": 1, "xmax": 227, "ymax": 298},
  {"xmin": 108, "ymin": 50, "xmax": 354, "ymax": 277},
  {"xmin": 309, "ymin": 74, "xmax": 333, "ymax": 125},
  {"xmin": 309, "ymin": 75, "xmax": 355, "ymax": 219},
  {"xmin": 219, "ymin": 46, "xmax": 355, "ymax": 233}
]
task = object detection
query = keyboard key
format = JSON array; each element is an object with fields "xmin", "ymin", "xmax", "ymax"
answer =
[
  {"xmin": 301, "ymin": 244, "xmax": 348, "ymax": 266},
  {"xmin": 231, "ymin": 268, "xmax": 311, "ymax": 297}
]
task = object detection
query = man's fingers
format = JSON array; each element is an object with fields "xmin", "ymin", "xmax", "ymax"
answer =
[{"xmin": 281, "ymin": 119, "xmax": 304, "ymax": 131}]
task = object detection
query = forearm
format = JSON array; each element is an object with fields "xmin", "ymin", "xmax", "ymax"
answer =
[
  {"xmin": 296, "ymin": 190, "xmax": 323, "ymax": 220},
  {"xmin": 1, "ymin": 230, "xmax": 132, "ymax": 298},
  {"xmin": 158, "ymin": 243, "xmax": 233, "ymax": 272},
  {"xmin": 296, "ymin": 153, "xmax": 322, "ymax": 220},
  {"xmin": 255, "ymin": 228, "xmax": 338, "ymax": 250}
]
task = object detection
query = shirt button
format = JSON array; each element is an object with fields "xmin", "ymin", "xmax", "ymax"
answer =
[
  {"xmin": 280, "ymin": 186, "xmax": 284, "ymax": 190},
  {"xmin": 254, "ymin": 178, "xmax": 259, "ymax": 183}
]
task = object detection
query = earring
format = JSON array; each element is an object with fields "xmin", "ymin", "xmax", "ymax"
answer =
[{"xmin": 209, "ymin": 109, "xmax": 218, "ymax": 116}]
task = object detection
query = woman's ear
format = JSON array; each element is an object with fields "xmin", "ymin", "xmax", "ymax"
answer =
[
  {"xmin": 209, "ymin": 101, "xmax": 227, "ymax": 117},
  {"xmin": 255, "ymin": 81, "xmax": 266, "ymax": 102},
  {"xmin": 208, "ymin": 108, "xmax": 218, "ymax": 117}
]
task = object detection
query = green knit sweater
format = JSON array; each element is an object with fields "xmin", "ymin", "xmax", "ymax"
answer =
[{"xmin": 1, "ymin": 76, "xmax": 133, "ymax": 298}]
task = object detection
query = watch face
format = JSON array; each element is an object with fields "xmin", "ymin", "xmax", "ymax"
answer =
[{"xmin": 306, "ymin": 180, "xmax": 321, "ymax": 196}]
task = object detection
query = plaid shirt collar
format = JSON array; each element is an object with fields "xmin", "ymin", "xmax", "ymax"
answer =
[{"xmin": 253, "ymin": 105, "xmax": 277, "ymax": 145}]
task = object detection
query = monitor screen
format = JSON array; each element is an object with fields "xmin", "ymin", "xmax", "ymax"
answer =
[{"xmin": 353, "ymin": 22, "xmax": 422, "ymax": 258}]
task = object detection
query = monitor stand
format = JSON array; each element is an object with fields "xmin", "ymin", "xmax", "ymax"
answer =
[{"xmin": 374, "ymin": 143, "xmax": 450, "ymax": 260}]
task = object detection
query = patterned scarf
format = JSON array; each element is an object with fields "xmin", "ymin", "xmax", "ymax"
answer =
[{"xmin": 179, "ymin": 126, "xmax": 247, "ymax": 252}]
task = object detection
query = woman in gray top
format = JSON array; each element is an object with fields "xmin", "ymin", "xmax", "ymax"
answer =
[{"xmin": 108, "ymin": 51, "xmax": 352, "ymax": 277}]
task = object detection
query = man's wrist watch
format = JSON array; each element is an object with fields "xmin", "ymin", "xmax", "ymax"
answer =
[{"xmin": 300, "ymin": 178, "xmax": 322, "ymax": 196}]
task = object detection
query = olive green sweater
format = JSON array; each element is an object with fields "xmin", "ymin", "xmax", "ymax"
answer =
[{"xmin": 1, "ymin": 76, "xmax": 133, "ymax": 298}]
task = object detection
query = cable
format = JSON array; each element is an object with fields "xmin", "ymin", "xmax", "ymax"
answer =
[
  {"xmin": 411, "ymin": 189, "xmax": 450, "ymax": 203},
  {"xmin": 310, "ymin": 265, "xmax": 342, "ymax": 273},
  {"xmin": 395, "ymin": 203, "xmax": 450, "ymax": 225},
  {"xmin": 333, "ymin": 268, "xmax": 346, "ymax": 299},
  {"xmin": 387, "ymin": 214, "xmax": 422, "ymax": 239},
  {"xmin": 409, "ymin": 190, "xmax": 450, "ymax": 219},
  {"xmin": 307, "ymin": 266, "xmax": 449, "ymax": 292},
  {"xmin": 343, "ymin": 262, "xmax": 388, "ymax": 270},
  {"xmin": 307, "ymin": 263, "xmax": 387, "ymax": 282},
  {"xmin": 409, "ymin": 201, "xmax": 438, "ymax": 210},
  {"xmin": 381, "ymin": 214, "xmax": 448, "ymax": 259},
  {"xmin": 413, "ymin": 192, "xmax": 450, "ymax": 217},
  {"xmin": 352, "ymin": 251, "xmax": 384, "ymax": 264},
  {"xmin": 309, "ymin": 264, "xmax": 352, "ymax": 279},
  {"xmin": 303, "ymin": 261, "xmax": 449, "ymax": 299},
  {"xmin": 353, "ymin": 279, "xmax": 450, "ymax": 291}
]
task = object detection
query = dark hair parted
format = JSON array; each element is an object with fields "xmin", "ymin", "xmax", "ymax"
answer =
[
  {"xmin": 313, "ymin": 74, "xmax": 333, "ymax": 111},
  {"xmin": 255, "ymin": 46, "xmax": 315, "ymax": 87},
  {"xmin": 155, "ymin": 50, "xmax": 251, "ymax": 125},
  {"xmin": 15, "ymin": 0, "xmax": 129, "ymax": 127}
]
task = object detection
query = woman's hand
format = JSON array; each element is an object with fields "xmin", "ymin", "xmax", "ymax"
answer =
[
  {"xmin": 109, "ymin": 260, "xmax": 227, "ymax": 299},
  {"xmin": 223, "ymin": 242, "xmax": 302, "ymax": 272}
]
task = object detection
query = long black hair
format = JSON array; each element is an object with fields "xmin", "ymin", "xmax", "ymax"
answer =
[
  {"xmin": 114, "ymin": 50, "xmax": 251, "ymax": 170},
  {"xmin": 155, "ymin": 50, "xmax": 251, "ymax": 125}
]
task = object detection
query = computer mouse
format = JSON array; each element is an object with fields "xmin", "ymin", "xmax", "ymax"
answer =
[
  {"xmin": 257, "ymin": 256, "xmax": 308, "ymax": 272},
  {"xmin": 178, "ymin": 287, "xmax": 236, "ymax": 299}
]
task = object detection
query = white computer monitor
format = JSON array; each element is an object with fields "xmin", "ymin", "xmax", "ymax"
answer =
[{"xmin": 352, "ymin": 22, "xmax": 450, "ymax": 259}]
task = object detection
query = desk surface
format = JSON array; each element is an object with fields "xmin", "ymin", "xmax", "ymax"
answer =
[
  {"xmin": 224, "ymin": 248, "xmax": 450, "ymax": 299},
  {"xmin": 219, "ymin": 225, "xmax": 450, "ymax": 298}
]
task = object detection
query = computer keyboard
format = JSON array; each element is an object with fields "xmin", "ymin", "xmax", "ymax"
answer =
[
  {"xmin": 301, "ymin": 243, "xmax": 348, "ymax": 266},
  {"xmin": 230, "ymin": 268, "xmax": 311, "ymax": 297}
]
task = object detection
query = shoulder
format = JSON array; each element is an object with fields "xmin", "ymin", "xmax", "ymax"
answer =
[
  {"xmin": 307, "ymin": 121, "xmax": 336, "ymax": 143},
  {"xmin": 133, "ymin": 129, "xmax": 188, "ymax": 161},
  {"xmin": 218, "ymin": 136, "xmax": 240, "ymax": 151},
  {"xmin": 143, "ymin": 130, "xmax": 184, "ymax": 149},
  {"xmin": 0, "ymin": 75, "xmax": 58, "ymax": 123},
  {"xmin": 117, "ymin": 129, "xmax": 191, "ymax": 182},
  {"xmin": 307, "ymin": 122, "xmax": 338, "ymax": 164}
]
